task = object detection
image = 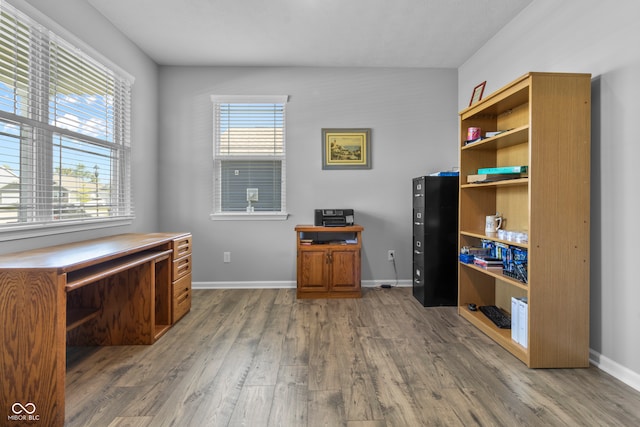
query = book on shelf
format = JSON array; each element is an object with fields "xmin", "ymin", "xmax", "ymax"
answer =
[
  {"xmin": 477, "ymin": 166, "xmax": 528, "ymax": 174},
  {"xmin": 473, "ymin": 256, "xmax": 503, "ymax": 269},
  {"xmin": 485, "ymin": 129, "xmax": 512, "ymax": 138},
  {"xmin": 467, "ymin": 172, "xmax": 528, "ymax": 183}
]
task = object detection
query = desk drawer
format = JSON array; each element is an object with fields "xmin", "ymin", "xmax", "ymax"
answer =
[
  {"xmin": 173, "ymin": 273, "xmax": 191, "ymax": 323},
  {"xmin": 172, "ymin": 235, "xmax": 192, "ymax": 258},
  {"xmin": 173, "ymin": 255, "xmax": 192, "ymax": 280}
]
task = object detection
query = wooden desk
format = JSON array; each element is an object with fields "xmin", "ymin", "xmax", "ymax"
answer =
[{"xmin": 0, "ymin": 232, "xmax": 191, "ymax": 426}]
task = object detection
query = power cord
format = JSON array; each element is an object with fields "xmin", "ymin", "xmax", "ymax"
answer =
[{"xmin": 380, "ymin": 251, "xmax": 398, "ymax": 289}]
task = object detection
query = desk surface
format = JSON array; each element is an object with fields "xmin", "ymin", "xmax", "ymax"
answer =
[{"xmin": 0, "ymin": 232, "xmax": 189, "ymax": 272}]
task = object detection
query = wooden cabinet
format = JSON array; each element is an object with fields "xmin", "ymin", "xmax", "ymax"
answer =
[
  {"xmin": 457, "ymin": 72, "xmax": 591, "ymax": 368},
  {"xmin": 295, "ymin": 225, "xmax": 363, "ymax": 298},
  {"xmin": 170, "ymin": 234, "xmax": 192, "ymax": 323}
]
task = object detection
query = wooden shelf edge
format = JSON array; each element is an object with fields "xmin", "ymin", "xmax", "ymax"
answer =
[
  {"xmin": 154, "ymin": 324, "xmax": 171, "ymax": 340},
  {"xmin": 66, "ymin": 249, "xmax": 174, "ymax": 292},
  {"xmin": 299, "ymin": 243, "xmax": 361, "ymax": 249},
  {"xmin": 460, "ymin": 231, "xmax": 529, "ymax": 249},
  {"xmin": 458, "ymin": 306, "xmax": 529, "ymax": 364},
  {"xmin": 460, "ymin": 74, "xmax": 530, "ymax": 119},
  {"xmin": 461, "ymin": 177, "xmax": 528, "ymax": 189},
  {"xmin": 66, "ymin": 308, "xmax": 100, "ymax": 331},
  {"xmin": 295, "ymin": 224, "xmax": 364, "ymax": 232},
  {"xmin": 459, "ymin": 262, "xmax": 528, "ymax": 291},
  {"xmin": 461, "ymin": 125, "xmax": 529, "ymax": 151}
]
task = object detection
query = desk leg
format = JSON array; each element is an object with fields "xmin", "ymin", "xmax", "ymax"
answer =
[{"xmin": 0, "ymin": 271, "xmax": 66, "ymax": 427}]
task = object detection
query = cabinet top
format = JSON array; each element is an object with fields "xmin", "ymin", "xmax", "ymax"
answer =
[
  {"xmin": 295, "ymin": 225, "xmax": 363, "ymax": 232},
  {"xmin": 0, "ymin": 232, "xmax": 190, "ymax": 272}
]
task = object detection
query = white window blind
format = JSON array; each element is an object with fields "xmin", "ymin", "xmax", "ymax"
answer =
[
  {"xmin": 211, "ymin": 95, "xmax": 288, "ymax": 219},
  {"xmin": 0, "ymin": 1, "xmax": 133, "ymax": 233}
]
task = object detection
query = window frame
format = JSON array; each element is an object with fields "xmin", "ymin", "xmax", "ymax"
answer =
[
  {"xmin": 0, "ymin": 0, "xmax": 134, "ymax": 241},
  {"xmin": 210, "ymin": 95, "xmax": 289, "ymax": 221}
]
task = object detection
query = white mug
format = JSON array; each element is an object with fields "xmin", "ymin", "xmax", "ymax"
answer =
[{"xmin": 485, "ymin": 214, "xmax": 502, "ymax": 235}]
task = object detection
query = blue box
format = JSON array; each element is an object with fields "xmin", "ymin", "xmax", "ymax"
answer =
[{"xmin": 459, "ymin": 253, "xmax": 475, "ymax": 264}]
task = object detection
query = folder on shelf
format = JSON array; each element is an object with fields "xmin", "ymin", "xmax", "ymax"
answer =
[
  {"xmin": 518, "ymin": 298, "xmax": 528, "ymax": 348},
  {"xmin": 467, "ymin": 173, "xmax": 527, "ymax": 183},
  {"xmin": 477, "ymin": 166, "xmax": 528, "ymax": 174},
  {"xmin": 511, "ymin": 297, "xmax": 520, "ymax": 344},
  {"xmin": 511, "ymin": 297, "xmax": 528, "ymax": 348}
]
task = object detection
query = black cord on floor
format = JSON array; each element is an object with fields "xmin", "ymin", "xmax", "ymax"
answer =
[{"xmin": 380, "ymin": 253, "xmax": 399, "ymax": 288}]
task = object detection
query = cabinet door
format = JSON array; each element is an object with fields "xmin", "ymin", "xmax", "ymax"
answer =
[
  {"xmin": 298, "ymin": 249, "xmax": 329, "ymax": 292},
  {"xmin": 330, "ymin": 249, "xmax": 360, "ymax": 292}
]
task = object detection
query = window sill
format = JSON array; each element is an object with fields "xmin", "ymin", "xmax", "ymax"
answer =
[
  {"xmin": 0, "ymin": 217, "xmax": 135, "ymax": 242},
  {"xmin": 210, "ymin": 212, "xmax": 289, "ymax": 221}
]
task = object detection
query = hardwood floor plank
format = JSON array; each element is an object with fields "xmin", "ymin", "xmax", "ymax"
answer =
[
  {"xmin": 245, "ymin": 303, "xmax": 292, "ymax": 386},
  {"xmin": 63, "ymin": 288, "xmax": 640, "ymax": 427},
  {"xmin": 307, "ymin": 390, "xmax": 345, "ymax": 427},
  {"xmin": 358, "ymin": 336, "xmax": 424, "ymax": 426},
  {"xmin": 228, "ymin": 385, "xmax": 275, "ymax": 427},
  {"xmin": 268, "ymin": 365, "xmax": 308, "ymax": 426},
  {"xmin": 332, "ymin": 299, "xmax": 384, "ymax": 422},
  {"xmin": 307, "ymin": 300, "xmax": 341, "ymax": 391},
  {"xmin": 281, "ymin": 300, "xmax": 310, "ymax": 366},
  {"xmin": 107, "ymin": 416, "xmax": 154, "ymax": 427}
]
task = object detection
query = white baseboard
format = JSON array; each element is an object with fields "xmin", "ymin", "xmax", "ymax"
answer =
[
  {"xmin": 192, "ymin": 279, "xmax": 412, "ymax": 290},
  {"xmin": 193, "ymin": 280, "xmax": 296, "ymax": 289},
  {"xmin": 190, "ymin": 281, "xmax": 640, "ymax": 394},
  {"xmin": 590, "ymin": 349, "xmax": 640, "ymax": 392}
]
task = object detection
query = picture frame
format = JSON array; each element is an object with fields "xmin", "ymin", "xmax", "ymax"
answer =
[
  {"xmin": 469, "ymin": 81, "xmax": 487, "ymax": 106},
  {"xmin": 321, "ymin": 128, "xmax": 371, "ymax": 170}
]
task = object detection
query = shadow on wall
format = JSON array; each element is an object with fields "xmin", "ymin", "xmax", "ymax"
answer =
[{"xmin": 589, "ymin": 76, "xmax": 602, "ymax": 353}]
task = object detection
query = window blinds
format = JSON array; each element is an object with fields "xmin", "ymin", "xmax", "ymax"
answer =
[
  {"xmin": 212, "ymin": 95, "xmax": 287, "ymax": 214},
  {"xmin": 0, "ymin": 1, "xmax": 133, "ymax": 228}
]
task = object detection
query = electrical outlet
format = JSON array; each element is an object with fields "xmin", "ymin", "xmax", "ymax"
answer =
[
  {"xmin": 387, "ymin": 250, "xmax": 395, "ymax": 261},
  {"xmin": 224, "ymin": 251, "xmax": 231, "ymax": 263}
]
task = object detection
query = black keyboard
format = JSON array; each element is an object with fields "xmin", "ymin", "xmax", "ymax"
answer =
[{"xmin": 479, "ymin": 305, "xmax": 511, "ymax": 329}]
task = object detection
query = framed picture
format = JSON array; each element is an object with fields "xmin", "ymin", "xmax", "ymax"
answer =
[
  {"xmin": 469, "ymin": 81, "xmax": 487, "ymax": 106},
  {"xmin": 321, "ymin": 128, "xmax": 371, "ymax": 170}
]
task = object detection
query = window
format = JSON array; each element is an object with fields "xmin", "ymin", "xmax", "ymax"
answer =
[
  {"xmin": 211, "ymin": 95, "xmax": 288, "ymax": 220},
  {"xmin": 0, "ymin": 1, "xmax": 133, "ymax": 238}
]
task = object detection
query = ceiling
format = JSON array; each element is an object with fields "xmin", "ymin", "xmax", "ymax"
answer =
[{"xmin": 87, "ymin": 0, "xmax": 532, "ymax": 68}]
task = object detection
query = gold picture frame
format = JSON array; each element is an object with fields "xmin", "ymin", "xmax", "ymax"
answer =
[{"xmin": 321, "ymin": 128, "xmax": 371, "ymax": 170}]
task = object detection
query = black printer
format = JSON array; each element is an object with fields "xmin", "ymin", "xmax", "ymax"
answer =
[{"xmin": 314, "ymin": 209, "xmax": 355, "ymax": 227}]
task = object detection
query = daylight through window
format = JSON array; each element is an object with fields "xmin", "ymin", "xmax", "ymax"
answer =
[
  {"xmin": 211, "ymin": 95, "xmax": 288, "ymax": 219},
  {"xmin": 0, "ymin": 2, "xmax": 133, "ymax": 233}
]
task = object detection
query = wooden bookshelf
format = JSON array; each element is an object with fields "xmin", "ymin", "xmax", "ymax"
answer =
[{"xmin": 458, "ymin": 72, "xmax": 591, "ymax": 368}]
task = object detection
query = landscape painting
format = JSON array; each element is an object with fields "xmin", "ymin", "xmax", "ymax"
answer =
[{"xmin": 321, "ymin": 128, "xmax": 371, "ymax": 170}]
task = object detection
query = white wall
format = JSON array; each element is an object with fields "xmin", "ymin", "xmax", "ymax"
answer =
[
  {"xmin": 158, "ymin": 66, "xmax": 458, "ymax": 286},
  {"xmin": 459, "ymin": 0, "xmax": 640, "ymax": 389},
  {"xmin": 0, "ymin": 0, "xmax": 159, "ymax": 254}
]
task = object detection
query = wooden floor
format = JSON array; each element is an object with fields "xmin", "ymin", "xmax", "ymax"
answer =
[{"xmin": 66, "ymin": 288, "xmax": 640, "ymax": 426}]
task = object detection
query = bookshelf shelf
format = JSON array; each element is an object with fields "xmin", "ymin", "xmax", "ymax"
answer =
[
  {"xmin": 461, "ymin": 125, "xmax": 529, "ymax": 152},
  {"xmin": 460, "ymin": 262, "xmax": 529, "ymax": 291},
  {"xmin": 458, "ymin": 72, "xmax": 591, "ymax": 368},
  {"xmin": 460, "ymin": 231, "xmax": 529, "ymax": 249},
  {"xmin": 461, "ymin": 177, "xmax": 528, "ymax": 188}
]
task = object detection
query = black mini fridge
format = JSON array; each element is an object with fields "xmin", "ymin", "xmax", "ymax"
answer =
[{"xmin": 412, "ymin": 175, "xmax": 459, "ymax": 306}]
